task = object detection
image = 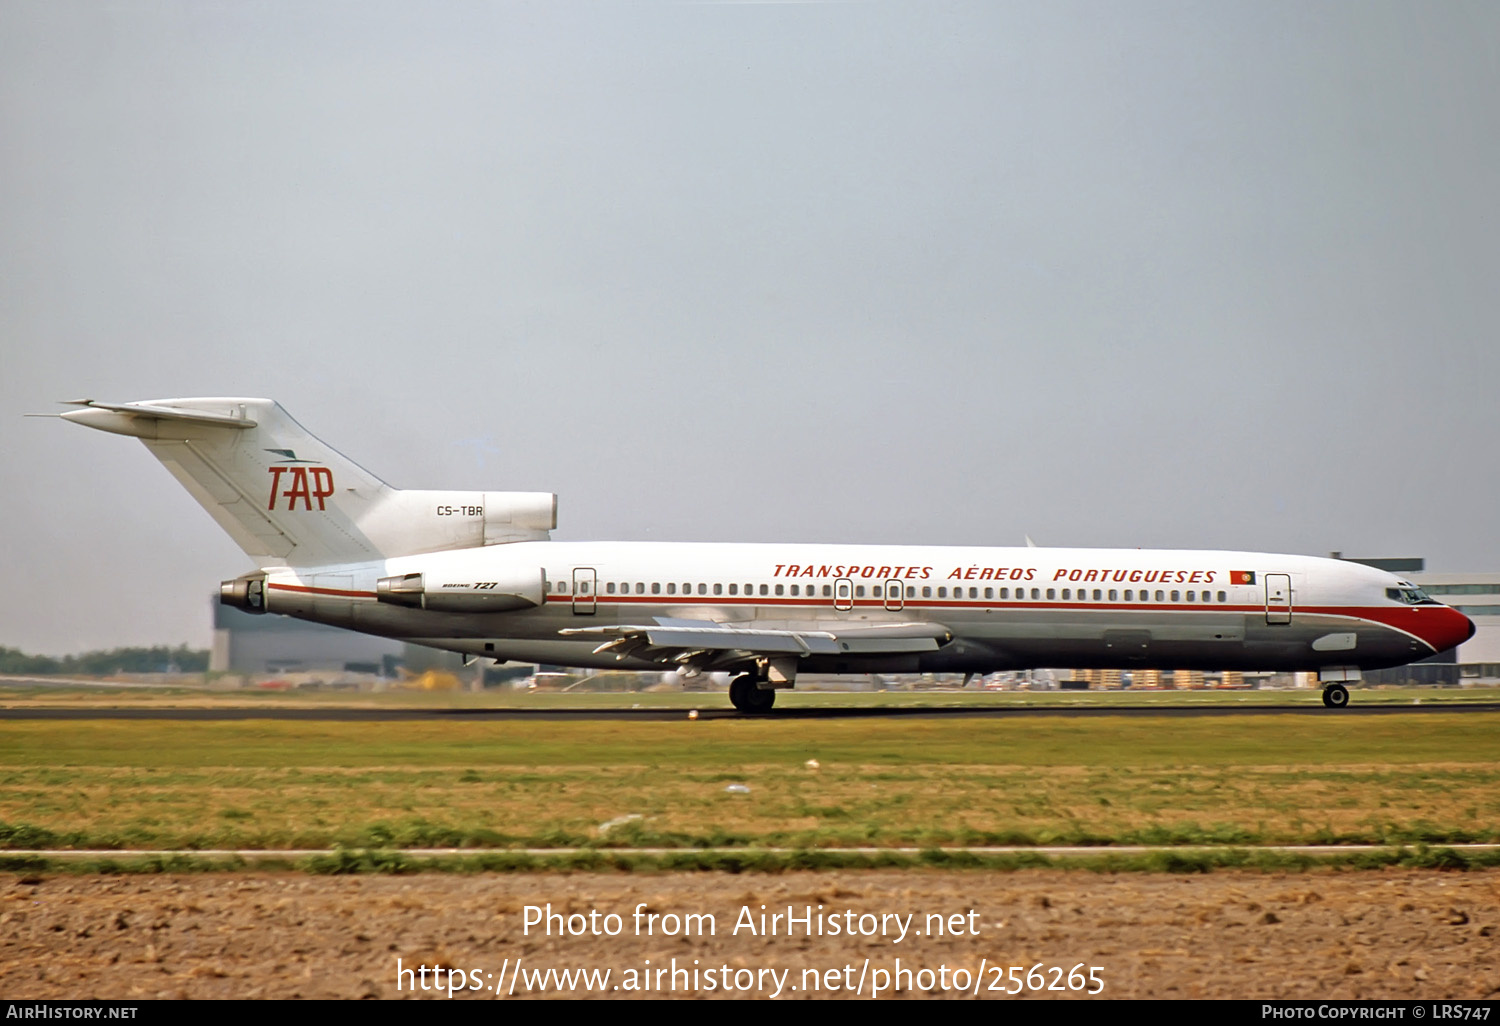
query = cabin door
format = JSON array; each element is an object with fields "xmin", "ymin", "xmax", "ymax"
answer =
[
  {"xmin": 572, "ymin": 567, "xmax": 597, "ymax": 615},
  {"xmin": 1265, "ymin": 573, "xmax": 1292, "ymax": 625}
]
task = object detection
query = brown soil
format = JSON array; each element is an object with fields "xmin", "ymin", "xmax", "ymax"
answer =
[{"xmin": 4, "ymin": 870, "xmax": 1498, "ymax": 1000}]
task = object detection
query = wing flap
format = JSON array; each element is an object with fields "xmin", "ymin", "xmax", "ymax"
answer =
[{"xmin": 561, "ymin": 620, "xmax": 951, "ymax": 662}]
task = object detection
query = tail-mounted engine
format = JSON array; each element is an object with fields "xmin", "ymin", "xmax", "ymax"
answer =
[
  {"xmin": 220, "ymin": 572, "xmax": 267, "ymax": 614},
  {"xmin": 375, "ymin": 567, "xmax": 546, "ymax": 612}
]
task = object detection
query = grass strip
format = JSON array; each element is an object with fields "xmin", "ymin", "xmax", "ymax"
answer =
[{"xmin": 4, "ymin": 845, "xmax": 1498, "ymax": 876}]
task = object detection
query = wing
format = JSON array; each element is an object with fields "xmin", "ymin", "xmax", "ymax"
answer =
[{"xmin": 560, "ymin": 617, "xmax": 952, "ymax": 669}]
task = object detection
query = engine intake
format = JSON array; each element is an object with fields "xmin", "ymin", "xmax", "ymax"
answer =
[{"xmin": 220, "ymin": 573, "xmax": 267, "ymax": 614}]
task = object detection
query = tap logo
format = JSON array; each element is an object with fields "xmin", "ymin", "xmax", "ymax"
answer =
[{"xmin": 265, "ymin": 450, "xmax": 334, "ymax": 510}]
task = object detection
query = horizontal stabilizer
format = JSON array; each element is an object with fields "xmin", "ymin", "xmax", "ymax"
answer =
[{"xmin": 62, "ymin": 399, "xmax": 258, "ymax": 430}]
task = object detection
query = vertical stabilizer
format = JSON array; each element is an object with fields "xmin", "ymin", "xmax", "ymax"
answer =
[{"xmin": 62, "ymin": 398, "xmax": 554, "ymax": 566}]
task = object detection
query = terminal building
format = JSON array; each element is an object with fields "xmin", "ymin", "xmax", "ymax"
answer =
[{"xmin": 210, "ymin": 601, "xmax": 403, "ymax": 676}]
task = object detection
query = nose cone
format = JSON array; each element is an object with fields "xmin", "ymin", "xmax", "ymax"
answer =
[{"xmin": 1418, "ymin": 605, "xmax": 1477, "ymax": 653}]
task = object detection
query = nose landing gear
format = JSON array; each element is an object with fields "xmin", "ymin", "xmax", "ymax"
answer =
[{"xmin": 1321, "ymin": 683, "xmax": 1349, "ymax": 709}]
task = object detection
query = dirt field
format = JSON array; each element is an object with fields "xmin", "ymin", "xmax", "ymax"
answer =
[{"xmin": 4, "ymin": 869, "xmax": 1498, "ymax": 1000}]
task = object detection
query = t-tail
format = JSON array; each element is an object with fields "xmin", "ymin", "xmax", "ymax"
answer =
[{"xmin": 61, "ymin": 398, "xmax": 556, "ymax": 567}]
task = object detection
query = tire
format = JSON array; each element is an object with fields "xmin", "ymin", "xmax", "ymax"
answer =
[
  {"xmin": 729, "ymin": 674, "xmax": 776, "ymax": 713},
  {"xmin": 1323, "ymin": 684, "xmax": 1349, "ymax": 709}
]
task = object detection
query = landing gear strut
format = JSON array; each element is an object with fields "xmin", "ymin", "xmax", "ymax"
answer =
[
  {"xmin": 1321, "ymin": 683, "xmax": 1349, "ymax": 709},
  {"xmin": 729, "ymin": 673, "xmax": 776, "ymax": 714}
]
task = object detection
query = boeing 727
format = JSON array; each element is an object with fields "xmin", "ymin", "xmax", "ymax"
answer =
[{"xmin": 62, "ymin": 397, "xmax": 1475, "ymax": 712}]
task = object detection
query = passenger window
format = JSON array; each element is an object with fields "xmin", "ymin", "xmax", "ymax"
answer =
[
  {"xmin": 905, "ymin": 586, "xmax": 915, "ymax": 598},
  {"xmin": 1124, "ymin": 590, "xmax": 1132, "ymax": 601},
  {"xmin": 922, "ymin": 586, "xmax": 932, "ymax": 598},
  {"xmin": 698, "ymin": 583, "xmax": 707, "ymax": 595},
  {"xmin": 1108, "ymin": 589, "xmax": 1118, "ymax": 601},
  {"xmin": 790, "ymin": 585, "xmax": 799, "ymax": 596},
  {"xmin": 855, "ymin": 586, "xmax": 865, "ymax": 598},
  {"xmin": 1093, "ymin": 589, "xmax": 1102, "ymax": 601},
  {"xmin": 1217, "ymin": 591, "xmax": 1226, "ymax": 602},
  {"xmin": 606, "ymin": 583, "xmax": 616, "ymax": 594},
  {"xmin": 1186, "ymin": 591, "xmax": 1195, "ymax": 602},
  {"xmin": 667, "ymin": 583, "xmax": 676, "ymax": 595},
  {"xmin": 636, "ymin": 583, "xmax": 645, "ymax": 594},
  {"xmin": 1155, "ymin": 590, "xmax": 1164, "ymax": 602},
  {"xmin": 937, "ymin": 587, "xmax": 947, "ymax": 598},
  {"xmin": 1061, "ymin": 588, "xmax": 1070, "ymax": 600},
  {"xmin": 1046, "ymin": 588, "xmax": 1056, "ymax": 600},
  {"xmin": 1171, "ymin": 590, "xmax": 1180, "ymax": 602},
  {"xmin": 651, "ymin": 583, "xmax": 660, "ymax": 595},
  {"xmin": 824, "ymin": 585, "xmax": 833, "ymax": 598},
  {"xmin": 760, "ymin": 584, "xmax": 768, "ymax": 596},
  {"xmin": 984, "ymin": 587, "xmax": 993, "ymax": 599},
  {"xmin": 1000, "ymin": 587, "xmax": 1009, "ymax": 599},
  {"xmin": 970, "ymin": 587, "xmax": 978, "ymax": 599},
  {"xmin": 774, "ymin": 584, "xmax": 784, "ymax": 596},
  {"xmin": 713, "ymin": 583, "xmax": 722, "ymax": 596},
  {"xmin": 729, "ymin": 584, "xmax": 738, "ymax": 595}
]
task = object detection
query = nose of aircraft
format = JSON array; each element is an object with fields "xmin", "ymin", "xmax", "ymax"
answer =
[{"xmin": 1419, "ymin": 605, "xmax": 1477, "ymax": 653}]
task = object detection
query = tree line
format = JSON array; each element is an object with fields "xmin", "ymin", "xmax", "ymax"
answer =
[{"xmin": 0, "ymin": 645, "xmax": 210, "ymax": 675}]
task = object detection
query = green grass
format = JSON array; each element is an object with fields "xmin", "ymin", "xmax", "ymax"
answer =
[{"xmin": 1, "ymin": 714, "xmax": 1498, "ymax": 854}]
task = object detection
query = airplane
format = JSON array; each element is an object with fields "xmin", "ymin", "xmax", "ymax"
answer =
[{"xmin": 60, "ymin": 397, "xmax": 1476, "ymax": 712}]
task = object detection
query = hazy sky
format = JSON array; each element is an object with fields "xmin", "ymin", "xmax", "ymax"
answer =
[{"xmin": 3, "ymin": 1, "xmax": 1497, "ymax": 654}]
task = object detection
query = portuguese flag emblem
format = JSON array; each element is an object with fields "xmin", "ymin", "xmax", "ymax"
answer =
[{"xmin": 1230, "ymin": 571, "xmax": 1256, "ymax": 585}]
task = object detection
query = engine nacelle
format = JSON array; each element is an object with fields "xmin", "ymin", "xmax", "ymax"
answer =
[
  {"xmin": 483, "ymin": 492, "xmax": 557, "ymax": 544},
  {"xmin": 375, "ymin": 567, "xmax": 546, "ymax": 612},
  {"xmin": 219, "ymin": 573, "xmax": 267, "ymax": 613}
]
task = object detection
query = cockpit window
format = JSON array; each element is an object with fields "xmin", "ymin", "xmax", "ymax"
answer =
[{"xmin": 1386, "ymin": 586, "xmax": 1436, "ymax": 605}]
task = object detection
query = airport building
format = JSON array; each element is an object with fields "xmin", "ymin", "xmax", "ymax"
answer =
[
  {"xmin": 210, "ymin": 601, "xmax": 403, "ymax": 676},
  {"xmin": 210, "ymin": 599, "xmax": 528, "ymax": 685}
]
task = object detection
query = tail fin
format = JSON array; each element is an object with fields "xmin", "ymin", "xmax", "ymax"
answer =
[{"xmin": 63, "ymin": 398, "xmax": 555, "ymax": 566}]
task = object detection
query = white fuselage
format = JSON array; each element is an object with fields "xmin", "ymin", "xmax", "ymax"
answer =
[{"xmin": 255, "ymin": 542, "xmax": 1473, "ymax": 677}]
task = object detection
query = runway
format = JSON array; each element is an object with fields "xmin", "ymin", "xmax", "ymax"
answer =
[{"xmin": 3, "ymin": 702, "xmax": 1499, "ymax": 721}]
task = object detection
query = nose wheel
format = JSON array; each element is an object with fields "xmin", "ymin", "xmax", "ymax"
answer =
[
  {"xmin": 1321, "ymin": 683, "xmax": 1349, "ymax": 709},
  {"xmin": 729, "ymin": 673, "xmax": 776, "ymax": 714}
]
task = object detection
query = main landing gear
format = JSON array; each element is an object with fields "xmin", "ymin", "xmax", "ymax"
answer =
[
  {"xmin": 1321, "ymin": 683, "xmax": 1350, "ymax": 709},
  {"xmin": 729, "ymin": 673, "xmax": 776, "ymax": 714}
]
